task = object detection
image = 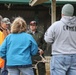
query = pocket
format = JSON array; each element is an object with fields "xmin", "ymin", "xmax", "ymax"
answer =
[
  {"xmin": 72, "ymin": 55, "xmax": 76, "ymax": 63},
  {"xmin": 51, "ymin": 56, "xmax": 65, "ymax": 69},
  {"xmin": 50, "ymin": 57, "xmax": 55, "ymax": 70}
]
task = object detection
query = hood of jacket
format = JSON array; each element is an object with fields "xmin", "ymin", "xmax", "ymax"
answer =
[{"xmin": 61, "ymin": 16, "xmax": 76, "ymax": 27}]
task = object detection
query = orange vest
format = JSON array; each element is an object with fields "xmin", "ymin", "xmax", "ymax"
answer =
[
  {"xmin": 0, "ymin": 31, "xmax": 5, "ymax": 68},
  {"xmin": 0, "ymin": 31, "xmax": 4, "ymax": 45},
  {"xmin": 0, "ymin": 29, "xmax": 9, "ymax": 68}
]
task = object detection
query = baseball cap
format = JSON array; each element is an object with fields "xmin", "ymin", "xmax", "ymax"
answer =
[
  {"xmin": 2, "ymin": 17, "xmax": 11, "ymax": 25},
  {"xmin": 61, "ymin": 4, "xmax": 74, "ymax": 16},
  {"xmin": 30, "ymin": 21, "xmax": 37, "ymax": 25}
]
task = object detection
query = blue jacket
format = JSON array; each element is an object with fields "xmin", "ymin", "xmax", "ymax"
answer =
[{"xmin": 0, "ymin": 32, "xmax": 38, "ymax": 67}]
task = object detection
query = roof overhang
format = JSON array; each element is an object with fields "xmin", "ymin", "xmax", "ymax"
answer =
[
  {"xmin": 0, "ymin": 0, "xmax": 76, "ymax": 5},
  {"xmin": 56, "ymin": 0, "xmax": 76, "ymax": 5},
  {"xmin": 29, "ymin": 0, "xmax": 76, "ymax": 6},
  {"xmin": 0, "ymin": 0, "xmax": 30, "ymax": 4}
]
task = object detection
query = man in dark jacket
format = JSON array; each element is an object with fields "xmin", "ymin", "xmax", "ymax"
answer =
[{"xmin": 27, "ymin": 21, "xmax": 46, "ymax": 75}]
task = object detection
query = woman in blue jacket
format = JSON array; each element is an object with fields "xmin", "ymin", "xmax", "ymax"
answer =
[{"xmin": 0, "ymin": 17, "xmax": 38, "ymax": 75}]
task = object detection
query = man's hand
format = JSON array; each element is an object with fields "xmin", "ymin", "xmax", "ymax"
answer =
[{"xmin": 38, "ymin": 47, "xmax": 44, "ymax": 55}]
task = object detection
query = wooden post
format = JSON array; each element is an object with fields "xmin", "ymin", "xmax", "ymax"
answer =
[{"xmin": 51, "ymin": 0, "xmax": 56, "ymax": 24}]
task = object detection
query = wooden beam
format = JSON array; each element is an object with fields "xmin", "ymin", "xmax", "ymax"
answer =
[
  {"xmin": 51, "ymin": 0, "xmax": 56, "ymax": 24},
  {"xmin": 29, "ymin": 0, "xmax": 49, "ymax": 6}
]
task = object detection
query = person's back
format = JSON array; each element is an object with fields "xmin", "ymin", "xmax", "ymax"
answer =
[
  {"xmin": 45, "ymin": 16, "xmax": 76, "ymax": 54},
  {"xmin": 44, "ymin": 4, "xmax": 76, "ymax": 75},
  {"xmin": 0, "ymin": 17, "xmax": 38, "ymax": 75},
  {"xmin": 1, "ymin": 32, "xmax": 38, "ymax": 66}
]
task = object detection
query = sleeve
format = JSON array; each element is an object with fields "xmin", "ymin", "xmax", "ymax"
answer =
[
  {"xmin": 44, "ymin": 24, "xmax": 55, "ymax": 44},
  {"xmin": 0, "ymin": 38, "xmax": 7, "ymax": 59},
  {"xmin": 39, "ymin": 33, "xmax": 47, "ymax": 51},
  {"xmin": 30, "ymin": 35, "xmax": 38, "ymax": 55}
]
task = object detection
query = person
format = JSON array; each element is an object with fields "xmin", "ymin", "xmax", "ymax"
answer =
[
  {"xmin": 0, "ymin": 15, "xmax": 3, "ymax": 75},
  {"xmin": 27, "ymin": 21, "xmax": 46, "ymax": 75},
  {"xmin": 0, "ymin": 17, "xmax": 11, "ymax": 75},
  {"xmin": 44, "ymin": 4, "xmax": 76, "ymax": 75},
  {"xmin": 0, "ymin": 17, "xmax": 11, "ymax": 45},
  {"xmin": 0, "ymin": 17, "xmax": 38, "ymax": 75}
]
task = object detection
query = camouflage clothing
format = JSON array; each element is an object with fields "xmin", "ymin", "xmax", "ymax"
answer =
[
  {"xmin": 28, "ymin": 30, "xmax": 44, "ymax": 48},
  {"xmin": 27, "ymin": 30, "xmax": 46, "ymax": 75}
]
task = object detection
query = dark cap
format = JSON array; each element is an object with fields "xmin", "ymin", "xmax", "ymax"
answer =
[
  {"xmin": 2, "ymin": 17, "xmax": 11, "ymax": 25},
  {"xmin": 30, "ymin": 21, "xmax": 37, "ymax": 25}
]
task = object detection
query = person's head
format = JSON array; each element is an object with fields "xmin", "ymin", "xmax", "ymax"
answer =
[
  {"xmin": 11, "ymin": 17, "xmax": 27, "ymax": 33},
  {"xmin": 29, "ymin": 21, "xmax": 37, "ymax": 31},
  {"xmin": 61, "ymin": 4, "xmax": 74, "ymax": 16},
  {"xmin": 1, "ymin": 17, "xmax": 11, "ymax": 30}
]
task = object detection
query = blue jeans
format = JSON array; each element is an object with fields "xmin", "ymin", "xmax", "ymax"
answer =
[
  {"xmin": 7, "ymin": 67, "xmax": 34, "ymax": 75},
  {"xmin": 1, "ymin": 62, "xmax": 8, "ymax": 75},
  {"xmin": 50, "ymin": 54, "xmax": 76, "ymax": 75},
  {"xmin": 0, "ymin": 68, "xmax": 1, "ymax": 75}
]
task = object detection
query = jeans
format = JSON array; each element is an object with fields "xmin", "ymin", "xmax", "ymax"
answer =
[
  {"xmin": 0, "ymin": 68, "xmax": 1, "ymax": 75},
  {"xmin": 1, "ymin": 62, "xmax": 8, "ymax": 75},
  {"xmin": 50, "ymin": 54, "xmax": 76, "ymax": 75},
  {"xmin": 7, "ymin": 67, "xmax": 34, "ymax": 75}
]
